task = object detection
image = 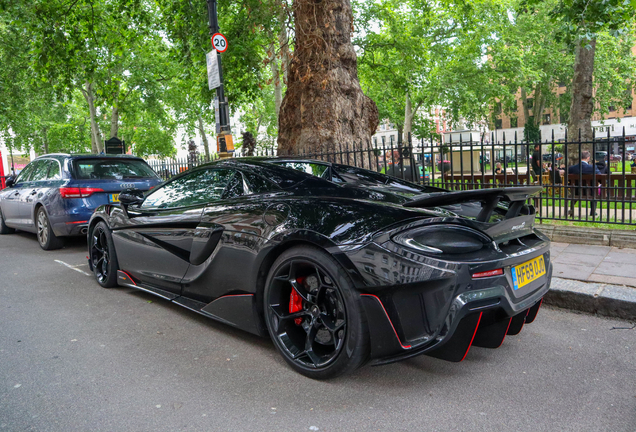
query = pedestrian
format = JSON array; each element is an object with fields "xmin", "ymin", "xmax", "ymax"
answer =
[
  {"xmin": 531, "ymin": 144, "xmax": 542, "ymax": 179},
  {"xmin": 568, "ymin": 151, "xmax": 601, "ymax": 217},
  {"xmin": 495, "ymin": 162, "xmax": 503, "ymax": 174}
]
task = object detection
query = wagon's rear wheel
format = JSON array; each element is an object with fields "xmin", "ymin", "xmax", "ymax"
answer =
[{"xmin": 264, "ymin": 246, "xmax": 369, "ymax": 379}]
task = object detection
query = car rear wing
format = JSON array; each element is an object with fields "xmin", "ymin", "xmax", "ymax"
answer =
[{"xmin": 404, "ymin": 186, "xmax": 543, "ymax": 222}]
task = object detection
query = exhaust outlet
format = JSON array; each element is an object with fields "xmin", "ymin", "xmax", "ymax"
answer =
[{"xmin": 80, "ymin": 227, "xmax": 88, "ymax": 235}]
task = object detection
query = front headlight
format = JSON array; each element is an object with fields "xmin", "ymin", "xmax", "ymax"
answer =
[{"xmin": 392, "ymin": 225, "xmax": 490, "ymax": 255}]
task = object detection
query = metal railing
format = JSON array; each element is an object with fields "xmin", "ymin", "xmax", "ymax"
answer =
[{"xmin": 146, "ymin": 129, "xmax": 636, "ymax": 226}]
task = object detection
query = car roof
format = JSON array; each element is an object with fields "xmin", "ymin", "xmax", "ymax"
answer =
[{"xmin": 39, "ymin": 153, "xmax": 145, "ymax": 161}]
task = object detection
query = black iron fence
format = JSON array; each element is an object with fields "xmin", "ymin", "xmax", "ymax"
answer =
[{"xmin": 147, "ymin": 129, "xmax": 636, "ymax": 226}]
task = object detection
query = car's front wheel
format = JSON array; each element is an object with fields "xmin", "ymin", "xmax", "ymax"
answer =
[
  {"xmin": 36, "ymin": 207, "xmax": 63, "ymax": 250},
  {"xmin": 0, "ymin": 207, "xmax": 15, "ymax": 235},
  {"xmin": 90, "ymin": 221, "xmax": 119, "ymax": 288},
  {"xmin": 264, "ymin": 246, "xmax": 369, "ymax": 380}
]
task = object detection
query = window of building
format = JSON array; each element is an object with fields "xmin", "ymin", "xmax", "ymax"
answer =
[
  {"xmin": 543, "ymin": 114, "xmax": 551, "ymax": 125},
  {"xmin": 495, "ymin": 119, "xmax": 502, "ymax": 129},
  {"xmin": 510, "ymin": 117, "xmax": 518, "ymax": 128},
  {"xmin": 609, "ymin": 105, "xmax": 616, "ymax": 112},
  {"xmin": 373, "ymin": 137, "xmax": 377, "ymax": 147},
  {"xmin": 560, "ymin": 111, "xmax": 567, "ymax": 124},
  {"xmin": 526, "ymin": 98, "xmax": 534, "ymax": 110},
  {"xmin": 495, "ymin": 102, "xmax": 502, "ymax": 114}
]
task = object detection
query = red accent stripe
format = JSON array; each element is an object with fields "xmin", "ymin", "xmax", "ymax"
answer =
[
  {"xmin": 460, "ymin": 312, "xmax": 483, "ymax": 362},
  {"xmin": 361, "ymin": 294, "xmax": 411, "ymax": 349},
  {"xmin": 118, "ymin": 270, "xmax": 137, "ymax": 286},
  {"xmin": 497, "ymin": 318, "xmax": 513, "ymax": 348},
  {"xmin": 65, "ymin": 220, "xmax": 88, "ymax": 225},
  {"xmin": 217, "ymin": 294, "xmax": 254, "ymax": 299}
]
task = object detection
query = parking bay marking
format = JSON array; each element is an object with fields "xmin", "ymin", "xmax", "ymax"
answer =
[{"xmin": 54, "ymin": 260, "xmax": 91, "ymax": 276}]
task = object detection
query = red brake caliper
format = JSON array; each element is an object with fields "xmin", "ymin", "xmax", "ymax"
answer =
[{"xmin": 289, "ymin": 277, "xmax": 304, "ymax": 325}]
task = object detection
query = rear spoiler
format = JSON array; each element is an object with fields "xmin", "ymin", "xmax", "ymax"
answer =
[{"xmin": 404, "ymin": 186, "xmax": 542, "ymax": 222}]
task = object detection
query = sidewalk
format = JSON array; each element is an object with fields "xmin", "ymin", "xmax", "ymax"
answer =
[
  {"xmin": 551, "ymin": 242, "xmax": 636, "ymax": 287},
  {"xmin": 547, "ymin": 242, "xmax": 636, "ymax": 320}
]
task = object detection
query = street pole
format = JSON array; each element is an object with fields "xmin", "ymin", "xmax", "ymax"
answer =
[{"xmin": 206, "ymin": 0, "xmax": 233, "ymax": 159}]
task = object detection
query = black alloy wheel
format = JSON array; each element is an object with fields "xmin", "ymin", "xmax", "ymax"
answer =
[
  {"xmin": 90, "ymin": 221, "xmax": 118, "ymax": 288},
  {"xmin": 264, "ymin": 246, "xmax": 369, "ymax": 380},
  {"xmin": 36, "ymin": 207, "xmax": 63, "ymax": 250},
  {"xmin": 0, "ymin": 207, "xmax": 15, "ymax": 234}
]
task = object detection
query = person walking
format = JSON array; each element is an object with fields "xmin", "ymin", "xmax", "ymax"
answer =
[{"xmin": 568, "ymin": 151, "xmax": 601, "ymax": 217}]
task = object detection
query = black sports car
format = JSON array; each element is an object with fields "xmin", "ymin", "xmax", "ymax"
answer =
[{"xmin": 87, "ymin": 158, "xmax": 551, "ymax": 379}]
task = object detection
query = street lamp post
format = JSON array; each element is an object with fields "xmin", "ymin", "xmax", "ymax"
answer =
[{"xmin": 206, "ymin": 0, "xmax": 233, "ymax": 157}]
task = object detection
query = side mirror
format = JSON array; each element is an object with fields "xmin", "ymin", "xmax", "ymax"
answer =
[
  {"xmin": 5, "ymin": 176, "xmax": 16, "ymax": 188},
  {"xmin": 119, "ymin": 189, "xmax": 145, "ymax": 207}
]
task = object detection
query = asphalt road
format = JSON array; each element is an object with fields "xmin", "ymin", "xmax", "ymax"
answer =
[{"xmin": 1, "ymin": 232, "xmax": 635, "ymax": 432}]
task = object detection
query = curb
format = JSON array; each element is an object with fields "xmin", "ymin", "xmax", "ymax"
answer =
[
  {"xmin": 537, "ymin": 224, "xmax": 636, "ymax": 248},
  {"xmin": 546, "ymin": 277, "xmax": 636, "ymax": 321}
]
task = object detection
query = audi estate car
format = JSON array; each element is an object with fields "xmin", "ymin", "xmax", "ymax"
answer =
[
  {"xmin": 0, "ymin": 154, "xmax": 162, "ymax": 249},
  {"xmin": 86, "ymin": 158, "xmax": 551, "ymax": 379}
]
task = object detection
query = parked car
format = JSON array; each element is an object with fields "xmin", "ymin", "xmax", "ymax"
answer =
[
  {"xmin": 0, "ymin": 154, "xmax": 162, "ymax": 250},
  {"xmin": 87, "ymin": 158, "xmax": 550, "ymax": 379},
  {"xmin": 610, "ymin": 154, "xmax": 622, "ymax": 162},
  {"xmin": 595, "ymin": 151, "xmax": 608, "ymax": 162}
]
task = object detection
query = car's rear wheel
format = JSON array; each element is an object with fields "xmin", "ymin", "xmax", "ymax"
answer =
[
  {"xmin": 36, "ymin": 207, "xmax": 63, "ymax": 250},
  {"xmin": 0, "ymin": 207, "xmax": 15, "ymax": 234},
  {"xmin": 90, "ymin": 222, "xmax": 119, "ymax": 288},
  {"xmin": 264, "ymin": 246, "xmax": 369, "ymax": 380}
]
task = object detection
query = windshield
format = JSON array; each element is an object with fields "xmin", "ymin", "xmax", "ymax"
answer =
[{"xmin": 73, "ymin": 159, "xmax": 159, "ymax": 180}]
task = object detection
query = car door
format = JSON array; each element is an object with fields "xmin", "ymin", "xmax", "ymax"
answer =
[
  {"xmin": 20, "ymin": 160, "xmax": 54, "ymax": 228},
  {"xmin": 111, "ymin": 167, "xmax": 239, "ymax": 296},
  {"xmin": 1, "ymin": 162, "xmax": 36, "ymax": 226},
  {"xmin": 181, "ymin": 170, "xmax": 279, "ymax": 303}
]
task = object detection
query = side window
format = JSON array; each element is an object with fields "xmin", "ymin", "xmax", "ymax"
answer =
[
  {"xmin": 141, "ymin": 169, "xmax": 238, "ymax": 209},
  {"xmin": 29, "ymin": 160, "xmax": 50, "ymax": 182},
  {"xmin": 277, "ymin": 162, "xmax": 329, "ymax": 179},
  {"xmin": 47, "ymin": 160, "xmax": 62, "ymax": 180},
  {"xmin": 15, "ymin": 162, "xmax": 36, "ymax": 184},
  {"xmin": 242, "ymin": 171, "xmax": 279, "ymax": 194}
]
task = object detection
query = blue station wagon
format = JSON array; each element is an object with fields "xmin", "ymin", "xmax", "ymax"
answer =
[{"xmin": 0, "ymin": 154, "xmax": 162, "ymax": 249}]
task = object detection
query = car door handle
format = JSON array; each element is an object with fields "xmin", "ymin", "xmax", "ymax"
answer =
[
  {"xmin": 13, "ymin": 192, "xmax": 19, "ymax": 196},
  {"xmin": 30, "ymin": 191, "xmax": 37, "ymax": 195}
]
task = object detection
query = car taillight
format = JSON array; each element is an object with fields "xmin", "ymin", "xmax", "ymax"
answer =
[
  {"xmin": 472, "ymin": 269, "xmax": 504, "ymax": 279},
  {"xmin": 59, "ymin": 187, "xmax": 104, "ymax": 198}
]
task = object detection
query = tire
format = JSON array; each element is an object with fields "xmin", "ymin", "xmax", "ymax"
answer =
[
  {"xmin": 0, "ymin": 207, "xmax": 15, "ymax": 234},
  {"xmin": 36, "ymin": 207, "xmax": 64, "ymax": 250},
  {"xmin": 264, "ymin": 245, "xmax": 369, "ymax": 380},
  {"xmin": 89, "ymin": 221, "xmax": 119, "ymax": 288}
]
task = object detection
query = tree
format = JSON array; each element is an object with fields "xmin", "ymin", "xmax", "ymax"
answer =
[
  {"xmin": 542, "ymin": 0, "xmax": 636, "ymax": 161},
  {"xmin": 277, "ymin": 0, "xmax": 379, "ymax": 158}
]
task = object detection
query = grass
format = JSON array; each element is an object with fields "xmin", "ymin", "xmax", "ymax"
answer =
[{"xmin": 538, "ymin": 219, "xmax": 636, "ymax": 231}]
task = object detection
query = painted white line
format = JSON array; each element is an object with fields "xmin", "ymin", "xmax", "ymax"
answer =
[{"xmin": 54, "ymin": 260, "xmax": 91, "ymax": 276}]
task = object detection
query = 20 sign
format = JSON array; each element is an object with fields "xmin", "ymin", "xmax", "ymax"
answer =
[{"xmin": 211, "ymin": 33, "xmax": 228, "ymax": 53}]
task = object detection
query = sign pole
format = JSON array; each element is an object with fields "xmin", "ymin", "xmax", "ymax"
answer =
[{"xmin": 206, "ymin": 0, "xmax": 233, "ymax": 159}]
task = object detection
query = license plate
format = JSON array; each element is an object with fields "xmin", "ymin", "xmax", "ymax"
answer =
[
  {"xmin": 511, "ymin": 255, "xmax": 546, "ymax": 290},
  {"xmin": 109, "ymin": 194, "xmax": 120, "ymax": 203}
]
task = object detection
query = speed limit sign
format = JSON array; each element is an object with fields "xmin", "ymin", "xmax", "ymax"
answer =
[{"xmin": 211, "ymin": 33, "xmax": 228, "ymax": 53}]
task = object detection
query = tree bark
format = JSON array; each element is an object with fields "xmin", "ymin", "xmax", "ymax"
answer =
[
  {"xmin": 197, "ymin": 116, "xmax": 211, "ymax": 160},
  {"xmin": 277, "ymin": 0, "xmax": 379, "ymax": 163},
  {"xmin": 269, "ymin": 39, "xmax": 283, "ymax": 117},
  {"xmin": 568, "ymin": 38, "xmax": 596, "ymax": 165},
  {"xmin": 82, "ymin": 81, "xmax": 103, "ymax": 153},
  {"xmin": 42, "ymin": 127, "xmax": 49, "ymax": 154},
  {"xmin": 110, "ymin": 105, "xmax": 119, "ymax": 139},
  {"xmin": 278, "ymin": 3, "xmax": 291, "ymax": 84}
]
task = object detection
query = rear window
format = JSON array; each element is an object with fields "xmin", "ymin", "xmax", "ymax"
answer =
[{"xmin": 73, "ymin": 159, "xmax": 159, "ymax": 180}]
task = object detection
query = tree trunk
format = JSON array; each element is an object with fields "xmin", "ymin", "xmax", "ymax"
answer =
[
  {"xmin": 197, "ymin": 116, "xmax": 211, "ymax": 160},
  {"xmin": 42, "ymin": 127, "xmax": 49, "ymax": 154},
  {"xmin": 277, "ymin": 0, "xmax": 379, "ymax": 164},
  {"xmin": 110, "ymin": 105, "xmax": 119, "ymax": 139},
  {"xmin": 404, "ymin": 92, "xmax": 412, "ymax": 143},
  {"xmin": 278, "ymin": 3, "xmax": 291, "ymax": 84},
  {"xmin": 82, "ymin": 81, "xmax": 103, "ymax": 153},
  {"xmin": 270, "ymin": 40, "xmax": 283, "ymax": 117},
  {"xmin": 568, "ymin": 38, "xmax": 596, "ymax": 166}
]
